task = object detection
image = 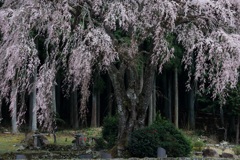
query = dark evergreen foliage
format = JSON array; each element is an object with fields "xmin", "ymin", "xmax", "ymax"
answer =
[
  {"xmin": 128, "ymin": 117, "xmax": 192, "ymax": 157},
  {"xmin": 102, "ymin": 115, "xmax": 118, "ymax": 148}
]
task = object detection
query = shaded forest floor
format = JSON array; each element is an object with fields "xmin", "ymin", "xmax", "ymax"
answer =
[{"xmin": 0, "ymin": 128, "xmax": 238, "ymax": 159}]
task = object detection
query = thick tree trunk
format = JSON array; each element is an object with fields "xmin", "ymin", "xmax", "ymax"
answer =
[
  {"xmin": 29, "ymin": 68, "xmax": 37, "ymax": 132},
  {"xmin": 108, "ymin": 60, "xmax": 155, "ymax": 156},
  {"xmin": 137, "ymin": 65, "xmax": 155, "ymax": 128},
  {"xmin": 236, "ymin": 115, "xmax": 239, "ymax": 144},
  {"xmin": 174, "ymin": 67, "xmax": 179, "ymax": 128},
  {"xmin": 11, "ymin": 83, "xmax": 18, "ymax": 134},
  {"xmin": 108, "ymin": 64, "xmax": 129, "ymax": 156}
]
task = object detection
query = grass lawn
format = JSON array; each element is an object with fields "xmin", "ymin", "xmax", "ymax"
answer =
[
  {"xmin": 0, "ymin": 133, "xmax": 24, "ymax": 154},
  {"xmin": 0, "ymin": 127, "xmax": 102, "ymax": 154}
]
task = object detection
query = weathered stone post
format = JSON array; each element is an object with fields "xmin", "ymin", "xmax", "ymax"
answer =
[{"xmin": 33, "ymin": 134, "xmax": 41, "ymax": 148}]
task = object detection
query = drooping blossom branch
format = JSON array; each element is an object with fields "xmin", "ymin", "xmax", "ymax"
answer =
[{"xmin": 0, "ymin": 0, "xmax": 239, "ymax": 129}]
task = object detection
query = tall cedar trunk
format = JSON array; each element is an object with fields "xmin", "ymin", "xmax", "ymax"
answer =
[
  {"xmin": 29, "ymin": 36, "xmax": 38, "ymax": 132},
  {"xmin": 70, "ymin": 92, "xmax": 74, "ymax": 127},
  {"xmin": 139, "ymin": 65, "xmax": 144, "ymax": 94},
  {"xmin": 108, "ymin": 61, "xmax": 154, "ymax": 156},
  {"xmin": 219, "ymin": 105, "xmax": 228, "ymax": 141},
  {"xmin": 152, "ymin": 73, "xmax": 156, "ymax": 122},
  {"xmin": 0, "ymin": 99, "xmax": 2, "ymax": 124},
  {"xmin": 167, "ymin": 72, "xmax": 172, "ymax": 122},
  {"xmin": 52, "ymin": 85, "xmax": 57, "ymax": 113},
  {"xmin": 73, "ymin": 90, "xmax": 79, "ymax": 129},
  {"xmin": 97, "ymin": 90, "xmax": 100, "ymax": 127},
  {"xmin": 163, "ymin": 71, "xmax": 168, "ymax": 119},
  {"xmin": 107, "ymin": 76, "xmax": 113, "ymax": 116},
  {"xmin": 29, "ymin": 68, "xmax": 37, "ymax": 132},
  {"xmin": 91, "ymin": 86, "xmax": 97, "ymax": 127},
  {"xmin": 56, "ymin": 74, "xmax": 61, "ymax": 114},
  {"xmin": 52, "ymin": 84, "xmax": 57, "ymax": 143},
  {"xmin": 188, "ymin": 81, "xmax": 195, "ymax": 130},
  {"xmin": 70, "ymin": 90, "xmax": 79, "ymax": 129},
  {"xmin": 148, "ymin": 72, "xmax": 156, "ymax": 126},
  {"xmin": 11, "ymin": 82, "xmax": 18, "ymax": 133},
  {"xmin": 148, "ymin": 92, "xmax": 153, "ymax": 126},
  {"xmin": 163, "ymin": 71, "xmax": 172, "ymax": 121},
  {"xmin": 174, "ymin": 67, "xmax": 179, "ymax": 128},
  {"xmin": 236, "ymin": 115, "xmax": 240, "ymax": 144},
  {"xmin": 220, "ymin": 105, "xmax": 224, "ymax": 127}
]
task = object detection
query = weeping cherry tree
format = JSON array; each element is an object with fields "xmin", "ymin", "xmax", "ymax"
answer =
[{"xmin": 0, "ymin": 0, "xmax": 240, "ymax": 155}]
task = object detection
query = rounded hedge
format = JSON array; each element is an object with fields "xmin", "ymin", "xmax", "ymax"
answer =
[{"xmin": 128, "ymin": 120, "xmax": 191, "ymax": 157}]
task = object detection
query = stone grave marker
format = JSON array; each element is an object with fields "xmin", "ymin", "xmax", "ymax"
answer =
[
  {"xmin": 16, "ymin": 154, "xmax": 27, "ymax": 160},
  {"xmin": 33, "ymin": 134, "xmax": 41, "ymax": 149},
  {"xmin": 100, "ymin": 151, "xmax": 112, "ymax": 159},
  {"xmin": 79, "ymin": 154, "xmax": 93, "ymax": 159},
  {"xmin": 157, "ymin": 147, "xmax": 167, "ymax": 158}
]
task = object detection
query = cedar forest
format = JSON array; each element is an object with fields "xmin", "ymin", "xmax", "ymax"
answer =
[{"xmin": 0, "ymin": 0, "xmax": 240, "ymax": 157}]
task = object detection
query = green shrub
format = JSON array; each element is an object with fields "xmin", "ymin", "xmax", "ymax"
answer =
[
  {"xmin": 233, "ymin": 146, "xmax": 240, "ymax": 155},
  {"xmin": 94, "ymin": 137, "xmax": 108, "ymax": 150},
  {"xmin": 128, "ymin": 119, "xmax": 191, "ymax": 157},
  {"xmin": 193, "ymin": 140, "xmax": 205, "ymax": 151},
  {"xmin": 102, "ymin": 115, "xmax": 118, "ymax": 148}
]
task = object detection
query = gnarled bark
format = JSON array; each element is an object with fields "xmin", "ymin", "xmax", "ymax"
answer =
[{"xmin": 108, "ymin": 59, "xmax": 155, "ymax": 156}]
